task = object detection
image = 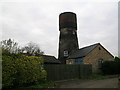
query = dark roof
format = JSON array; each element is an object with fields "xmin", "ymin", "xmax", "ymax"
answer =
[
  {"xmin": 68, "ymin": 43, "xmax": 101, "ymax": 59},
  {"xmin": 41, "ymin": 55, "xmax": 61, "ymax": 64}
]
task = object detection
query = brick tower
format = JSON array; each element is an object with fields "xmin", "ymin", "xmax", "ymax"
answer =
[{"xmin": 58, "ymin": 12, "xmax": 79, "ymax": 64}]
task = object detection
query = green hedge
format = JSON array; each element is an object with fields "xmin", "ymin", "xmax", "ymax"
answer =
[
  {"xmin": 2, "ymin": 54, "xmax": 47, "ymax": 88},
  {"xmin": 101, "ymin": 60, "xmax": 120, "ymax": 75}
]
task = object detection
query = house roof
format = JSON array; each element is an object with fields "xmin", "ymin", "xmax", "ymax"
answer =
[
  {"xmin": 41, "ymin": 55, "xmax": 61, "ymax": 64},
  {"xmin": 67, "ymin": 43, "xmax": 114, "ymax": 59}
]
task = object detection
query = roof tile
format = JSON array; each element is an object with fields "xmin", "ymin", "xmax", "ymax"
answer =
[{"xmin": 67, "ymin": 43, "xmax": 100, "ymax": 59}]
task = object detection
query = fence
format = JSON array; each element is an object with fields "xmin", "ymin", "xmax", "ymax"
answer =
[{"xmin": 44, "ymin": 64, "xmax": 92, "ymax": 81}]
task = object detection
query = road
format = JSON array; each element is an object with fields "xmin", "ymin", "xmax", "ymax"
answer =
[{"xmin": 55, "ymin": 78, "xmax": 119, "ymax": 88}]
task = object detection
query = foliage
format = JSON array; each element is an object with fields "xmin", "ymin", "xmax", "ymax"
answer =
[
  {"xmin": 114, "ymin": 56, "xmax": 120, "ymax": 62},
  {"xmin": 1, "ymin": 39, "xmax": 21, "ymax": 54},
  {"xmin": 2, "ymin": 53, "xmax": 47, "ymax": 88},
  {"xmin": 101, "ymin": 57, "xmax": 120, "ymax": 75},
  {"xmin": 1, "ymin": 39, "xmax": 47, "ymax": 88},
  {"xmin": 21, "ymin": 42, "xmax": 44, "ymax": 56},
  {"xmin": 1, "ymin": 39, "xmax": 44, "ymax": 56}
]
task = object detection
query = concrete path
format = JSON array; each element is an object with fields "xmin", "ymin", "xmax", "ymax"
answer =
[{"xmin": 55, "ymin": 78, "xmax": 119, "ymax": 88}]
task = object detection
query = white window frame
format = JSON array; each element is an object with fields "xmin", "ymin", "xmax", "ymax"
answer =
[{"xmin": 64, "ymin": 50, "xmax": 68, "ymax": 57}]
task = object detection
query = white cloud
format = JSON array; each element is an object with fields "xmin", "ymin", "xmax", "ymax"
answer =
[{"xmin": 1, "ymin": 1, "xmax": 118, "ymax": 58}]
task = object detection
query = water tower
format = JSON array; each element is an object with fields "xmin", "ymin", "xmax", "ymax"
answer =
[{"xmin": 58, "ymin": 12, "xmax": 79, "ymax": 64}]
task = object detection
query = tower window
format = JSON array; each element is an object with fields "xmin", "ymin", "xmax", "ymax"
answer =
[{"xmin": 64, "ymin": 50, "xmax": 68, "ymax": 57}]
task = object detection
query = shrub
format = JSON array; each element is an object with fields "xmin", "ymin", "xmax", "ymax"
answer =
[
  {"xmin": 2, "ymin": 55, "xmax": 17, "ymax": 87},
  {"xmin": 2, "ymin": 54, "xmax": 47, "ymax": 88},
  {"xmin": 101, "ymin": 60, "xmax": 120, "ymax": 75}
]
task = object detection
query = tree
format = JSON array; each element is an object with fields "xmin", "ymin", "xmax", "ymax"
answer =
[
  {"xmin": 114, "ymin": 57, "xmax": 120, "ymax": 62},
  {"xmin": 21, "ymin": 42, "xmax": 44, "ymax": 56},
  {"xmin": 1, "ymin": 38, "xmax": 21, "ymax": 54}
]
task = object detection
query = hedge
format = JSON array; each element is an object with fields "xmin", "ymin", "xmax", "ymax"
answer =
[
  {"xmin": 2, "ymin": 54, "xmax": 47, "ymax": 88},
  {"xmin": 101, "ymin": 60, "xmax": 120, "ymax": 75}
]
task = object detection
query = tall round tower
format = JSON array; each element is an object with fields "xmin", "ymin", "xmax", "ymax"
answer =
[{"xmin": 58, "ymin": 12, "xmax": 79, "ymax": 64}]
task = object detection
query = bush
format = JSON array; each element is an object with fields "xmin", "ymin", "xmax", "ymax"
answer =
[
  {"xmin": 2, "ymin": 54, "xmax": 47, "ymax": 88},
  {"xmin": 101, "ymin": 60, "xmax": 120, "ymax": 75}
]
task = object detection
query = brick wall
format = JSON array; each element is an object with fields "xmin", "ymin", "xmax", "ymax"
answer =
[
  {"xmin": 83, "ymin": 45, "xmax": 114, "ymax": 73},
  {"xmin": 66, "ymin": 59, "xmax": 75, "ymax": 64}
]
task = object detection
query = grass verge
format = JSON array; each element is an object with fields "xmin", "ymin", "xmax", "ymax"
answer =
[
  {"xmin": 80, "ymin": 74, "xmax": 118, "ymax": 79},
  {"xmin": 11, "ymin": 81, "xmax": 56, "ymax": 90},
  {"xmin": 27, "ymin": 81, "xmax": 55, "ymax": 88}
]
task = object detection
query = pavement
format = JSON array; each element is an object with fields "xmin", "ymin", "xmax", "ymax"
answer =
[{"xmin": 55, "ymin": 78, "xmax": 119, "ymax": 88}]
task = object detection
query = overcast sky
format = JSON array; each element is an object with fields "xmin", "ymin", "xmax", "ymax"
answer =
[{"xmin": 1, "ymin": 0, "xmax": 119, "ymax": 58}]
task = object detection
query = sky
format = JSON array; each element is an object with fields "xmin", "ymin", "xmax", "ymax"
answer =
[{"xmin": 0, "ymin": 0, "xmax": 119, "ymax": 58}]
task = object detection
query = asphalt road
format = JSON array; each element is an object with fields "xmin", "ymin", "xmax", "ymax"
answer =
[{"xmin": 56, "ymin": 78, "xmax": 119, "ymax": 88}]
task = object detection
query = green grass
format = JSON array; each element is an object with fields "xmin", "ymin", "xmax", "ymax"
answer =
[
  {"xmin": 80, "ymin": 74, "xmax": 118, "ymax": 79},
  {"xmin": 10, "ymin": 81, "xmax": 55, "ymax": 90},
  {"xmin": 26, "ymin": 81, "xmax": 55, "ymax": 88},
  {"xmin": 18, "ymin": 81, "xmax": 55, "ymax": 89},
  {"xmin": 11, "ymin": 81, "xmax": 55, "ymax": 90}
]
